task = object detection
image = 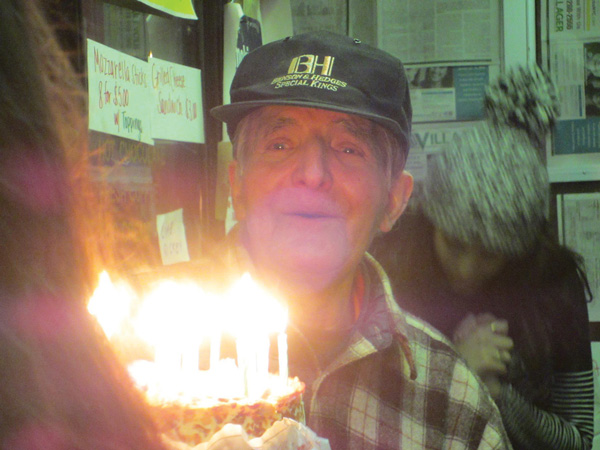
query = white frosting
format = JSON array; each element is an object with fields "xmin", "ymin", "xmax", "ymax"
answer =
[{"xmin": 128, "ymin": 359, "xmax": 297, "ymax": 406}]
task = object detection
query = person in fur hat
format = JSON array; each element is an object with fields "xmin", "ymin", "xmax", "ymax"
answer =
[{"xmin": 371, "ymin": 66, "xmax": 594, "ymax": 450}]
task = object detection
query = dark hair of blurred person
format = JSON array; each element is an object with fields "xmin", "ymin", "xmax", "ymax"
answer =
[{"xmin": 0, "ymin": 1, "xmax": 166, "ymax": 448}]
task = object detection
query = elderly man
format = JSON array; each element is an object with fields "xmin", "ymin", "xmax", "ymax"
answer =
[{"xmin": 211, "ymin": 31, "xmax": 511, "ymax": 450}]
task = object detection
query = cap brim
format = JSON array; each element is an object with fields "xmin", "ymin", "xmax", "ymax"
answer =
[{"xmin": 211, "ymin": 100, "xmax": 408, "ymax": 145}]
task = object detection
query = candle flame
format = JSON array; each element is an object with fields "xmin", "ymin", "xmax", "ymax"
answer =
[
  {"xmin": 133, "ymin": 279, "xmax": 208, "ymax": 347},
  {"xmin": 87, "ymin": 271, "xmax": 134, "ymax": 339},
  {"xmin": 225, "ymin": 273, "xmax": 287, "ymax": 337},
  {"xmin": 88, "ymin": 271, "xmax": 289, "ymax": 399}
]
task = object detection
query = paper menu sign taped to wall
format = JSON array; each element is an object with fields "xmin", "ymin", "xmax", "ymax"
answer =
[
  {"xmin": 87, "ymin": 39, "xmax": 154, "ymax": 145},
  {"xmin": 150, "ymin": 57, "xmax": 205, "ymax": 143},
  {"xmin": 157, "ymin": 208, "xmax": 190, "ymax": 266}
]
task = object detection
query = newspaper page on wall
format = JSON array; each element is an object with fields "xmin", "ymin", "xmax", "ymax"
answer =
[
  {"xmin": 558, "ymin": 192, "xmax": 600, "ymax": 320},
  {"xmin": 548, "ymin": 0, "xmax": 600, "ymax": 157},
  {"xmin": 375, "ymin": 0, "xmax": 500, "ymax": 124},
  {"xmin": 406, "ymin": 121, "xmax": 481, "ymax": 203},
  {"xmin": 290, "ymin": 0, "xmax": 347, "ymax": 35},
  {"xmin": 405, "ymin": 65, "xmax": 494, "ymax": 123}
]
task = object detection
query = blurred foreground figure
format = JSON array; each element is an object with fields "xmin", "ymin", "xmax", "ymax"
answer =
[
  {"xmin": 0, "ymin": 1, "xmax": 168, "ymax": 448},
  {"xmin": 372, "ymin": 66, "xmax": 594, "ymax": 450}
]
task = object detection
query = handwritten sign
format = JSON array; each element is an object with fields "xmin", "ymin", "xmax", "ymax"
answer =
[
  {"xmin": 156, "ymin": 208, "xmax": 190, "ymax": 266},
  {"xmin": 151, "ymin": 57, "xmax": 204, "ymax": 143},
  {"xmin": 136, "ymin": 0, "xmax": 197, "ymax": 20},
  {"xmin": 87, "ymin": 39, "xmax": 154, "ymax": 145}
]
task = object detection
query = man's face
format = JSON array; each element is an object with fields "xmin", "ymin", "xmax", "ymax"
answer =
[{"xmin": 229, "ymin": 106, "xmax": 412, "ymax": 292}]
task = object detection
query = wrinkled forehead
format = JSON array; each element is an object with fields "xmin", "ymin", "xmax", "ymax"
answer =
[
  {"xmin": 234, "ymin": 104, "xmax": 400, "ymax": 178},
  {"xmin": 251, "ymin": 105, "xmax": 376, "ymax": 137}
]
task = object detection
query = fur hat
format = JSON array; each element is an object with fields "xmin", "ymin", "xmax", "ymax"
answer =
[{"xmin": 422, "ymin": 66, "xmax": 559, "ymax": 257}]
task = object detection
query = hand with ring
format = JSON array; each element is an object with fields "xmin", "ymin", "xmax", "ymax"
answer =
[{"xmin": 453, "ymin": 313, "xmax": 514, "ymax": 382}]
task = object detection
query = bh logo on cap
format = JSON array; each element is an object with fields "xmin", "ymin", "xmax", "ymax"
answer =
[
  {"xmin": 271, "ymin": 54, "xmax": 348, "ymax": 91},
  {"xmin": 288, "ymin": 55, "xmax": 334, "ymax": 76}
]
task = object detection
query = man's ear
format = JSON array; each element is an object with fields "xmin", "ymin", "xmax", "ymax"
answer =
[
  {"xmin": 379, "ymin": 170, "xmax": 413, "ymax": 233},
  {"xmin": 228, "ymin": 160, "xmax": 245, "ymax": 221}
]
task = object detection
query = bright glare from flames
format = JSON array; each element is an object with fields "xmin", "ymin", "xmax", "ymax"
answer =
[
  {"xmin": 87, "ymin": 270, "xmax": 288, "ymax": 387},
  {"xmin": 133, "ymin": 279, "xmax": 209, "ymax": 348},
  {"xmin": 224, "ymin": 273, "xmax": 287, "ymax": 337},
  {"xmin": 87, "ymin": 271, "xmax": 134, "ymax": 339}
]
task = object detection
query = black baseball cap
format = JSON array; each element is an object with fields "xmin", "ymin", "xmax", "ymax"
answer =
[{"xmin": 211, "ymin": 31, "xmax": 412, "ymax": 156}]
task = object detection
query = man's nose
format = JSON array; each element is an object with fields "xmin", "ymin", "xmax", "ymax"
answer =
[{"xmin": 291, "ymin": 137, "xmax": 333, "ymax": 189}]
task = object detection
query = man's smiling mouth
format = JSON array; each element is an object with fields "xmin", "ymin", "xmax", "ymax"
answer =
[{"xmin": 294, "ymin": 212, "xmax": 331, "ymax": 219}]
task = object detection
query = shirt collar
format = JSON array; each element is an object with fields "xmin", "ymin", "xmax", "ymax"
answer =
[{"xmin": 223, "ymin": 229, "xmax": 417, "ymax": 378}]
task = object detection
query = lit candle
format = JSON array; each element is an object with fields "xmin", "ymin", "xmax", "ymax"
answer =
[
  {"xmin": 257, "ymin": 334, "xmax": 270, "ymax": 396},
  {"xmin": 225, "ymin": 273, "xmax": 288, "ymax": 397},
  {"xmin": 206, "ymin": 292, "xmax": 222, "ymax": 371},
  {"xmin": 236, "ymin": 336, "xmax": 250, "ymax": 396},
  {"xmin": 210, "ymin": 329, "xmax": 221, "ymax": 371},
  {"xmin": 155, "ymin": 342, "xmax": 180, "ymax": 375},
  {"xmin": 182, "ymin": 340, "xmax": 200, "ymax": 375},
  {"xmin": 133, "ymin": 279, "xmax": 205, "ymax": 376},
  {"xmin": 278, "ymin": 331, "xmax": 288, "ymax": 386}
]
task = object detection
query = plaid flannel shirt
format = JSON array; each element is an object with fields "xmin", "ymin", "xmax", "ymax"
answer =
[
  {"xmin": 288, "ymin": 254, "xmax": 512, "ymax": 450},
  {"xmin": 224, "ymin": 231, "xmax": 512, "ymax": 449}
]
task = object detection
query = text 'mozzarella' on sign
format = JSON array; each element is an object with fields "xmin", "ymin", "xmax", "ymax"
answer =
[{"xmin": 87, "ymin": 39, "xmax": 154, "ymax": 145}]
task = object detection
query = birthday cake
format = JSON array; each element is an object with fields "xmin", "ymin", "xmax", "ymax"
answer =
[{"xmin": 128, "ymin": 360, "xmax": 305, "ymax": 446}]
